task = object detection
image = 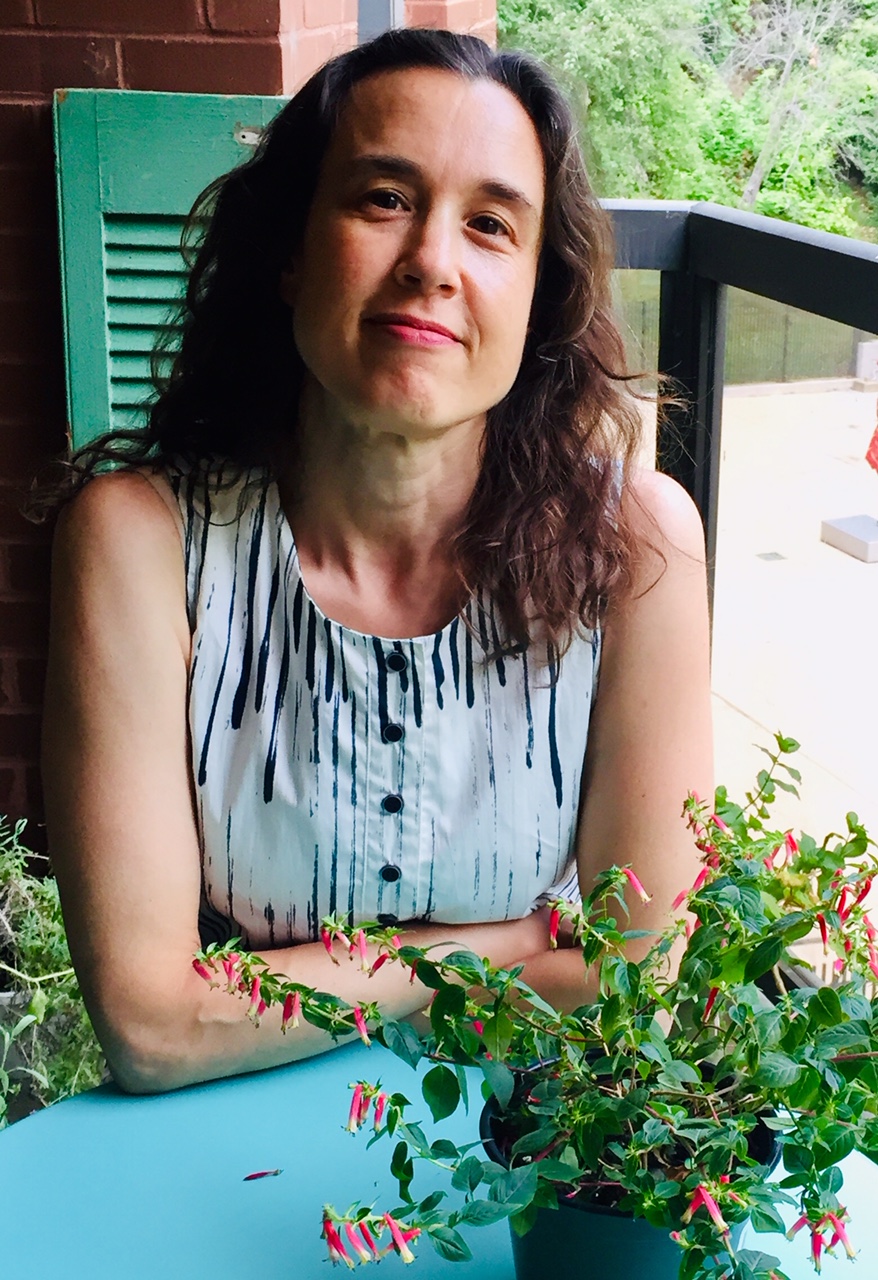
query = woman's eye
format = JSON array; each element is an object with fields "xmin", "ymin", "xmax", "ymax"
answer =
[
  {"xmin": 471, "ymin": 214, "xmax": 509, "ymax": 237},
  {"xmin": 366, "ymin": 189, "xmax": 406, "ymax": 211}
]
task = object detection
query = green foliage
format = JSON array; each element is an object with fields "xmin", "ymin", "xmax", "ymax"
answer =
[
  {"xmin": 0, "ymin": 819, "xmax": 105, "ymax": 1124},
  {"xmin": 497, "ymin": 0, "xmax": 878, "ymax": 239},
  {"xmin": 213, "ymin": 736, "xmax": 878, "ymax": 1279}
]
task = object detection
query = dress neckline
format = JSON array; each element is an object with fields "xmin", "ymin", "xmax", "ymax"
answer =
[{"xmin": 270, "ymin": 480, "xmax": 470, "ymax": 646}]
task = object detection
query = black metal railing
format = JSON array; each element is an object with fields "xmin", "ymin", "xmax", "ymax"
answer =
[{"xmin": 605, "ymin": 200, "xmax": 878, "ymax": 578}]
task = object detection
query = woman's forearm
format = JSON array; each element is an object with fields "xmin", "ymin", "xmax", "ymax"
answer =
[
  {"xmin": 109, "ymin": 913, "xmax": 551, "ymax": 1094},
  {"xmin": 515, "ymin": 948, "xmax": 599, "ymax": 1015}
]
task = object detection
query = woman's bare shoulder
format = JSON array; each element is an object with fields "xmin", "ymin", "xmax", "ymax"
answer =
[
  {"xmin": 622, "ymin": 466, "xmax": 706, "ymax": 561},
  {"xmin": 52, "ymin": 470, "xmax": 189, "ymax": 651}
]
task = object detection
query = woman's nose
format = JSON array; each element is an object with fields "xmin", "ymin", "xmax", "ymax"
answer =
[{"xmin": 393, "ymin": 213, "xmax": 460, "ymax": 295}]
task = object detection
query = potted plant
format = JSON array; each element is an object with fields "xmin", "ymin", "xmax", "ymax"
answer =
[
  {"xmin": 195, "ymin": 736, "xmax": 878, "ymax": 1280},
  {"xmin": 0, "ymin": 817, "xmax": 106, "ymax": 1125}
]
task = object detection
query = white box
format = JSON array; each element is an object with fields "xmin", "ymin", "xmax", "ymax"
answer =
[{"xmin": 820, "ymin": 514, "xmax": 878, "ymax": 563}]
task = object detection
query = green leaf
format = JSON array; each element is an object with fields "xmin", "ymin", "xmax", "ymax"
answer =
[
  {"xmin": 451, "ymin": 1156, "xmax": 484, "ymax": 1193},
  {"xmin": 736, "ymin": 1250, "xmax": 784, "ymax": 1277},
  {"xmin": 808, "ymin": 986, "xmax": 843, "ymax": 1028},
  {"xmin": 656, "ymin": 1059, "xmax": 700, "ymax": 1090},
  {"xmin": 749, "ymin": 1204, "xmax": 787, "ymax": 1233},
  {"xmin": 481, "ymin": 1058, "xmax": 515, "ymax": 1110},
  {"xmin": 483, "ymin": 1009, "xmax": 515, "ymax": 1061},
  {"xmin": 487, "ymin": 1163, "xmax": 539, "ymax": 1210},
  {"xmin": 744, "ymin": 937, "xmax": 784, "ymax": 983},
  {"xmin": 754, "ymin": 1051, "xmax": 803, "ymax": 1088},
  {"xmin": 814, "ymin": 1124, "xmax": 856, "ymax": 1168},
  {"xmin": 418, "ymin": 1190, "xmax": 446, "ymax": 1213},
  {"xmin": 427, "ymin": 1225, "xmax": 472, "ymax": 1262},
  {"xmin": 438, "ymin": 950, "xmax": 487, "ymax": 984},
  {"xmin": 422, "ymin": 1064, "xmax": 460, "ymax": 1124},
  {"xmin": 457, "ymin": 1198, "xmax": 511, "ymax": 1226},
  {"xmin": 512, "ymin": 1124, "xmax": 557, "ymax": 1157},
  {"xmin": 509, "ymin": 1203, "xmax": 540, "ymax": 1237},
  {"xmin": 430, "ymin": 983, "xmax": 467, "ymax": 1037},
  {"xmin": 414, "ymin": 960, "xmax": 445, "ymax": 989},
  {"xmin": 429, "ymin": 1138, "xmax": 459, "ymax": 1160},
  {"xmin": 381, "ymin": 1019, "xmax": 424, "ymax": 1069}
]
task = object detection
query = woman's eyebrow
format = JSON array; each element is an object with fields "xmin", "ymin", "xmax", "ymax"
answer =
[{"xmin": 348, "ymin": 153, "xmax": 539, "ymax": 216}]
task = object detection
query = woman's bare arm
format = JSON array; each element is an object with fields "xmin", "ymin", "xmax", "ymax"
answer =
[
  {"xmin": 42, "ymin": 473, "xmax": 550, "ymax": 1093},
  {"xmin": 518, "ymin": 469, "xmax": 714, "ymax": 1010}
]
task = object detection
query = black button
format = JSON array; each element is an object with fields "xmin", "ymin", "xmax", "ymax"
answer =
[
  {"xmin": 381, "ymin": 793, "xmax": 404, "ymax": 815},
  {"xmin": 380, "ymin": 864, "xmax": 401, "ymax": 883},
  {"xmin": 377, "ymin": 913, "xmax": 399, "ymax": 927},
  {"xmin": 385, "ymin": 651, "xmax": 407, "ymax": 672},
  {"xmin": 382, "ymin": 722, "xmax": 404, "ymax": 744}
]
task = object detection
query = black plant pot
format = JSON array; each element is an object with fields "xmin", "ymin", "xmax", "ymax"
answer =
[{"xmin": 479, "ymin": 1094, "xmax": 780, "ymax": 1280}]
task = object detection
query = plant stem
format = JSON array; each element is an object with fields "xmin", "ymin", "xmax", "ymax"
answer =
[{"xmin": 0, "ymin": 960, "xmax": 75, "ymax": 985}]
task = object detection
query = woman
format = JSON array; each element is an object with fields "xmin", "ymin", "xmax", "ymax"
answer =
[{"xmin": 41, "ymin": 29, "xmax": 712, "ymax": 1093}]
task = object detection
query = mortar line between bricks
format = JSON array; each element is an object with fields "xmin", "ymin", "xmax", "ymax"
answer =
[
  {"xmin": 114, "ymin": 37, "xmax": 124, "ymax": 89},
  {"xmin": 194, "ymin": 0, "xmax": 210, "ymax": 31},
  {"xmin": 21, "ymin": 30, "xmax": 282, "ymax": 44}
]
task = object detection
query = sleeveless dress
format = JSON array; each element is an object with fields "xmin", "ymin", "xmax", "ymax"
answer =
[{"xmin": 171, "ymin": 469, "xmax": 602, "ymax": 949}]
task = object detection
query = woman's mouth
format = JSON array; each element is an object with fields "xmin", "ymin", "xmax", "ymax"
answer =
[{"xmin": 364, "ymin": 313, "xmax": 461, "ymax": 346}]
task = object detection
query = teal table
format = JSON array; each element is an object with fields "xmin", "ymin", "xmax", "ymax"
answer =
[{"xmin": 2, "ymin": 1041, "xmax": 877, "ymax": 1279}]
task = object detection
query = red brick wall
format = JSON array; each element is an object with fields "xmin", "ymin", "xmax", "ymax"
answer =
[
  {"xmin": 405, "ymin": 0, "xmax": 496, "ymax": 45},
  {"xmin": 0, "ymin": 1, "xmax": 497, "ymax": 849},
  {"xmin": 0, "ymin": 1, "xmax": 360, "ymax": 850}
]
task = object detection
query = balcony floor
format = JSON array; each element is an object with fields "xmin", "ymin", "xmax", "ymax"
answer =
[{"xmin": 711, "ymin": 382, "xmax": 878, "ymax": 843}]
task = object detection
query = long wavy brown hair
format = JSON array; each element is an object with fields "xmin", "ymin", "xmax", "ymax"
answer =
[{"xmin": 41, "ymin": 28, "xmax": 650, "ymax": 658}]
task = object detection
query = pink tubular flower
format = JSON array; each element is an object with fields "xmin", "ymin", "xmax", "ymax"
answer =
[
  {"xmin": 787, "ymin": 1214, "xmax": 810, "ymax": 1239},
  {"xmin": 816, "ymin": 913, "xmax": 828, "ymax": 952},
  {"xmin": 703, "ymin": 987, "xmax": 719, "ymax": 1022},
  {"xmin": 247, "ymin": 975, "xmax": 262, "ymax": 1022},
  {"xmin": 373, "ymin": 1092, "xmax": 388, "ymax": 1130},
  {"xmin": 345, "ymin": 1221, "xmax": 373, "ymax": 1263},
  {"xmin": 243, "ymin": 1168, "xmax": 282, "ymax": 1180},
  {"xmin": 673, "ymin": 866, "xmax": 711, "ymax": 911},
  {"xmin": 359, "ymin": 1222, "xmax": 381, "ymax": 1260},
  {"xmin": 283, "ymin": 990, "xmax": 302, "ymax": 1030},
  {"xmin": 472, "ymin": 1019, "xmax": 485, "ymax": 1037},
  {"xmin": 358, "ymin": 1089, "xmax": 372, "ymax": 1126},
  {"xmin": 785, "ymin": 831, "xmax": 799, "ymax": 857},
  {"xmin": 621, "ymin": 867, "xmax": 651, "ymax": 903},
  {"xmin": 811, "ymin": 1229, "xmax": 825, "ymax": 1272},
  {"xmin": 353, "ymin": 1005, "xmax": 371, "ymax": 1046},
  {"xmin": 192, "ymin": 959, "xmax": 214, "ymax": 984},
  {"xmin": 711, "ymin": 814, "xmax": 730, "ymax": 833},
  {"xmin": 321, "ymin": 927, "xmax": 338, "ymax": 963},
  {"xmin": 865, "ymin": 915, "xmax": 876, "ymax": 942},
  {"xmin": 383, "ymin": 1213, "xmax": 417, "ymax": 1263},
  {"xmin": 356, "ymin": 929, "xmax": 369, "ymax": 970},
  {"xmin": 837, "ymin": 887, "xmax": 851, "ymax": 922},
  {"xmin": 824, "ymin": 1211, "xmax": 855, "ymax": 1259},
  {"xmin": 854, "ymin": 878, "xmax": 873, "ymax": 908},
  {"xmin": 347, "ymin": 1083, "xmax": 365, "ymax": 1133},
  {"xmin": 369, "ymin": 952, "xmax": 389, "ymax": 976},
  {"xmin": 323, "ymin": 1218, "xmax": 355, "ymax": 1270},
  {"xmin": 549, "ymin": 907, "xmax": 561, "ymax": 949},
  {"xmin": 335, "ymin": 929, "xmax": 353, "ymax": 953},
  {"xmin": 682, "ymin": 1185, "xmax": 728, "ymax": 1234}
]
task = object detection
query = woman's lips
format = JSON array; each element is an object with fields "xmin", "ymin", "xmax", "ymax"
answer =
[{"xmin": 365, "ymin": 314, "xmax": 460, "ymax": 346}]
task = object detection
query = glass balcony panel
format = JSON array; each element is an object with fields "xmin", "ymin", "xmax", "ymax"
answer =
[{"xmin": 712, "ymin": 288, "xmax": 878, "ymax": 860}]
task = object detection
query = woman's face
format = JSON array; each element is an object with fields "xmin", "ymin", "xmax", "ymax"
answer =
[{"xmin": 283, "ymin": 67, "xmax": 546, "ymax": 440}]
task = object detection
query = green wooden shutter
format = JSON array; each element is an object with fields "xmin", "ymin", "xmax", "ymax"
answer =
[{"xmin": 54, "ymin": 89, "xmax": 288, "ymax": 450}]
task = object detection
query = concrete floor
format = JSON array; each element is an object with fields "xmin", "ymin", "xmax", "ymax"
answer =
[{"xmin": 711, "ymin": 382, "xmax": 878, "ymax": 845}]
